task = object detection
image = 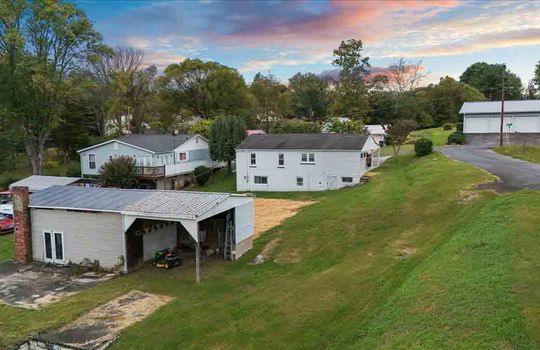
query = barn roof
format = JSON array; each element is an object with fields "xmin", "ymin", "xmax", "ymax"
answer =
[
  {"xmin": 236, "ymin": 133, "xmax": 369, "ymax": 150},
  {"xmin": 29, "ymin": 186, "xmax": 240, "ymax": 220},
  {"xmin": 460, "ymin": 100, "xmax": 540, "ymax": 115}
]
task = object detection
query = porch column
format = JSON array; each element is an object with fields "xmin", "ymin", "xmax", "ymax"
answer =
[
  {"xmin": 377, "ymin": 147, "xmax": 381, "ymax": 166},
  {"xmin": 195, "ymin": 237, "xmax": 200, "ymax": 284}
]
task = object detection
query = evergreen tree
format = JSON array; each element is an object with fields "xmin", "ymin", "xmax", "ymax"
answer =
[{"xmin": 209, "ymin": 116, "xmax": 246, "ymax": 174}]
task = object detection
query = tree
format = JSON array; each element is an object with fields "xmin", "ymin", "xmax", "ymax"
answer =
[
  {"xmin": 99, "ymin": 156, "xmax": 138, "ymax": 188},
  {"xmin": 386, "ymin": 119, "xmax": 418, "ymax": 155},
  {"xmin": 250, "ymin": 72, "xmax": 291, "ymax": 131},
  {"xmin": 159, "ymin": 59, "xmax": 254, "ymax": 119},
  {"xmin": 0, "ymin": 0, "xmax": 101, "ymax": 174},
  {"xmin": 386, "ymin": 58, "xmax": 427, "ymax": 95},
  {"xmin": 188, "ymin": 119, "xmax": 213, "ymax": 138},
  {"xmin": 289, "ymin": 73, "xmax": 328, "ymax": 119},
  {"xmin": 428, "ymin": 77, "xmax": 485, "ymax": 125},
  {"xmin": 532, "ymin": 61, "xmax": 540, "ymax": 98},
  {"xmin": 271, "ymin": 120, "xmax": 320, "ymax": 134},
  {"xmin": 208, "ymin": 115, "xmax": 246, "ymax": 174},
  {"xmin": 330, "ymin": 39, "xmax": 370, "ymax": 119},
  {"xmin": 460, "ymin": 62, "xmax": 522, "ymax": 100},
  {"xmin": 324, "ymin": 118, "xmax": 364, "ymax": 133}
]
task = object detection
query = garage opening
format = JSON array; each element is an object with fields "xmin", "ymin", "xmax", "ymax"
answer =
[{"xmin": 124, "ymin": 209, "xmax": 235, "ymax": 272}]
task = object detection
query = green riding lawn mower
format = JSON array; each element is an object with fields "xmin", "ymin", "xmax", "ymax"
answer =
[{"xmin": 152, "ymin": 249, "xmax": 182, "ymax": 269}]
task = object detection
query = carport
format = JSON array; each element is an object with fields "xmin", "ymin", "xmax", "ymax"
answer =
[{"xmin": 17, "ymin": 186, "xmax": 254, "ymax": 283}]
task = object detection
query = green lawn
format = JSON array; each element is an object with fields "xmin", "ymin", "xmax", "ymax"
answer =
[
  {"xmin": 494, "ymin": 145, "xmax": 540, "ymax": 164},
  {"xmin": 0, "ymin": 234, "xmax": 13, "ymax": 261},
  {"xmin": 3, "ymin": 153, "xmax": 540, "ymax": 349},
  {"xmin": 381, "ymin": 126, "xmax": 455, "ymax": 156}
]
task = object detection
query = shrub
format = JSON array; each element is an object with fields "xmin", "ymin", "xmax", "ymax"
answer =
[
  {"xmin": 456, "ymin": 122, "xmax": 463, "ymax": 132},
  {"xmin": 42, "ymin": 160, "xmax": 60, "ymax": 171},
  {"xmin": 442, "ymin": 123, "xmax": 453, "ymax": 131},
  {"xmin": 99, "ymin": 156, "xmax": 138, "ymax": 188},
  {"xmin": 194, "ymin": 166, "xmax": 211, "ymax": 186},
  {"xmin": 414, "ymin": 137, "xmax": 433, "ymax": 157},
  {"xmin": 447, "ymin": 131, "xmax": 465, "ymax": 145}
]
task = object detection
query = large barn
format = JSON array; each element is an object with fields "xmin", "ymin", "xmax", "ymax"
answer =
[
  {"xmin": 12, "ymin": 186, "xmax": 254, "ymax": 282},
  {"xmin": 461, "ymin": 100, "xmax": 540, "ymax": 145}
]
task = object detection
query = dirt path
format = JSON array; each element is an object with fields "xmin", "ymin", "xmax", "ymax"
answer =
[
  {"xmin": 254, "ymin": 198, "xmax": 315, "ymax": 238},
  {"xmin": 39, "ymin": 291, "xmax": 172, "ymax": 350}
]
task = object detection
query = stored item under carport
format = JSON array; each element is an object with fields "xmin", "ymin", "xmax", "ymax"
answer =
[{"xmin": 152, "ymin": 249, "xmax": 182, "ymax": 269}]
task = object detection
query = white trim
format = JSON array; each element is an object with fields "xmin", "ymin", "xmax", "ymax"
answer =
[
  {"xmin": 43, "ymin": 230, "xmax": 66, "ymax": 264},
  {"xmin": 77, "ymin": 139, "xmax": 157, "ymax": 154}
]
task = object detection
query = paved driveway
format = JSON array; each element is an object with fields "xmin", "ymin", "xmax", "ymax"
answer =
[{"xmin": 439, "ymin": 145, "xmax": 540, "ymax": 192}]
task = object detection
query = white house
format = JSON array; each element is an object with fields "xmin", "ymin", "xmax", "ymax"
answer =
[
  {"xmin": 236, "ymin": 133, "xmax": 381, "ymax": 192},
  {"xmin": 364, "ymin": 125, "xmax": 387, "ymax": 146},
  {"xmin": 12, "ymin": 186, "xmax": 254, "ymax": 282},
  {"xmin": 461, "ymin": 100, "xmax": 540, "ymax": 145},
  {"xmin": 78, "ymin": 134, "xmax": 221, "ymax": 189}
]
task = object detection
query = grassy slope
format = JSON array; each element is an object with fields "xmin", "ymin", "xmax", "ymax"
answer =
[
  {"xmin": 494, "ymin": 146, "xmax": 540, "ymax": 164},
  {"xmin": 2, "ymin": 154, "xmax": 540, "ymax": 349}
]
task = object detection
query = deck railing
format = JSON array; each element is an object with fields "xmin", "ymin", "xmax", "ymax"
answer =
[{"xmin": 134, "ymin": 165, "xmax": 166, "ymax": 178}]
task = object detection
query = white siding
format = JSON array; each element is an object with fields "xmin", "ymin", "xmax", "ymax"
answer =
[
  {"xmin": 30, "ymin": 209, "xmax": 124, "ymax": 269},
  {"xmin": 235, "ymin": 201, "xmax": 253, "ymax": 243},
  {"xmin": 79, "ymin": 141, "xmax": 154, "ymax": 176},
  {"xmin": 464, "ymin": 114, "xmax": 540, "ymax": 134},
  {"xmin": 236, "ymin": 146, "xmax": 379, "ymax": 192},
  {"xmin": 142, "ymin": 223, "xmax": 177, "ymax": 261}
]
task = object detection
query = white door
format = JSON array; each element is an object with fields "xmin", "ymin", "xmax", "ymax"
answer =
[
  {"xmin": 43, "ymin": 231, "xmax": 65, "ymax": 264},
  {"xmin": 327, "ymin": 175, "xmax": 338, "ymax": 190}
]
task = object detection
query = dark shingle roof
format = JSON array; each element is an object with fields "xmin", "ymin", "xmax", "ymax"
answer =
[
  {"xmin": 236, "ymin": 133, "xmax": 369, "ymax": 150},
  {"xmin": 116, "ymin": 134, "xmax": 193, "ymax": 153}
]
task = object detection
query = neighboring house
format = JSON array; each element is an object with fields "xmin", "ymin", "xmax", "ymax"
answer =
[
  {"xmin": 78, "ymin": 134, "xmax": 221, "ymax": 189},
  {"xmin": 236, "ymin": 133, "xmax": 381, "ymax": 192},
  {"xmin": 12, "ymin": 186, "xmax": 254, "ymax": 281},
  {"xmin": 461, "ymin": 100, "xmax": 540, "ymax": 145},
  {"xmin": 364, "ymin": 125, "xmax": 387, "ymax": 146},
  {"xmin": 9, "ymin": 175, "xmax": 94, "ymax": 193}
]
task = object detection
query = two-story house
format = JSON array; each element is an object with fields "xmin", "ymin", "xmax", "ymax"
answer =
[
  {"xmin": 235, "ymin": 133, "xmax": 381, "ymax": 192},
  {"xmin": 78, "ymin": 134, "xmax": 221, "ymax": 189}
]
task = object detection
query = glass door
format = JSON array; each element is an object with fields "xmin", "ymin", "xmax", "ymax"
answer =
[{"xmin": 43, "ymin": 231, "xmax": 64, "ymax": 263}]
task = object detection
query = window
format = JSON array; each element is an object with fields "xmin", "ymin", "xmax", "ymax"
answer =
[
  {"xmin": 278, "ymin": 153, "xmax": 284, "ymax": 166},
  {"xmin": 254, "ymin": 176, "xmax": 268, "ymax": 184},
  {"xmin": 296, "ymin": 177, "xmax": 304, "ymax": 186},
  {"xmin": 179, "ymin": 152, "xmax": 187, "ymax": 161},
  {"xmin": 342, "ymin": 177, "xmax": 353, "ymax": 183},
  {"xmin": 301, "ymin": 153, "xmax": 315, "ymax": 163},
  {"xmin": 43, "ymin": 231, "xmax": 64, "ymax": 263},
  {"xmin": 250, "ymin": 153, "xmax": 256, "ymax": 166},
  {"xmin": 88, "ymin": 154, "xmax": 96, "ymax": 169}
]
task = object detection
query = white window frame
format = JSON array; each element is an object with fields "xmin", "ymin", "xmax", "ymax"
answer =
[
  {"xmin": 43, "ymin": 231, "xmax": 65, "ymax": 264},
  {"xmin": 296, "ymin": 177, "xmax": 304, "ymax": 186},
  {"xmin": 254, "ymin": 176, "xmax": 268, "ymax": 184},
  {"xmin": 250, "ymin": 153, "xmax": 257, "ymax": 166},
  {"xmin": 301, "ymin": 153, "xmax": 315, "ymax": 164},
  {"xmin": 278, "ymin": 153, "xmax": 284, "ymax": 167},
  {"xmin": 88, "ymin": 154, "xmax": 96, "ymax": 170},
  {"xmin": 342, "ymin": 177, "xmax": 353, "ymax": 183}
]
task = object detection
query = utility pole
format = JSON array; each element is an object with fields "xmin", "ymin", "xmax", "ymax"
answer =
[{"xmin": 499, "ymin": 64, "xmax": 506, "ymax": 147}]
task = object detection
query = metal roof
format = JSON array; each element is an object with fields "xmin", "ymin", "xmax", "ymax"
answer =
[
  {"xmin": 10, "ymin": 176, "xmax": 81, "ymax": 192},
  {"xmin": 29, "ymin": 186, "xmax": 236, "ymax": 220},
  {"xmin": 116, "ymin": 134, "xmax": 194, "ymax": 153},
  {"xmin": 236, "ymin": 133, "xmax": 369, "ymax": 150},
  {"xmin": 460, "ymin": 100, "xmax": 540, "ymax": 114}
]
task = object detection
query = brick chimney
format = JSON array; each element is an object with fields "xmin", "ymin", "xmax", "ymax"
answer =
[{"xmin": 12, "ymin": 186, "xmax": 32, "ymax": 264}]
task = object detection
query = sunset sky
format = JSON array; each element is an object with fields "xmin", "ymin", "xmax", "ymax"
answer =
[{"xmin": 77, "ymin": 0, "xmax": 540, "ymax": 85}]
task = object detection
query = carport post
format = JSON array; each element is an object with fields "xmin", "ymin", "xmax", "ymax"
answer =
[{"xmin": 195, "ymin": 239, "xmax": 200, "ymax": 284}]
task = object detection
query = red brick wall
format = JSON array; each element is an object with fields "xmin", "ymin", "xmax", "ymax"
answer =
[{"xmin": 12, "ymin": 186, "xmax": 32, "ymax": 264}]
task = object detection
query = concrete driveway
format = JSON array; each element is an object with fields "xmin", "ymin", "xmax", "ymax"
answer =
[{"xmin": 439, "ymin": 145, "xmax": 540, "ymax": 192}]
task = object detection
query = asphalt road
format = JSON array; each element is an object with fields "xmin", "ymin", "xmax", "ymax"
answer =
[{"xmin": 439, "ymin": 145, "xmax": 540, "ymax": 192}]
